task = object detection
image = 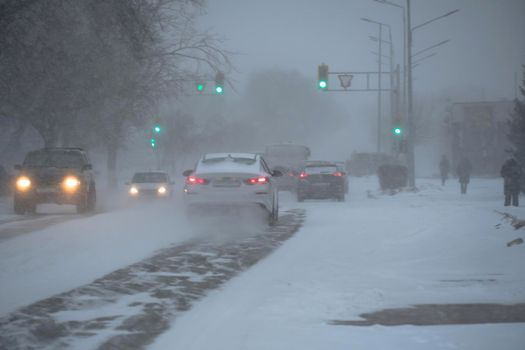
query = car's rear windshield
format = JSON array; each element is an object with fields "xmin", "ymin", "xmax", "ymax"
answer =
[
  {"xmin": 132, "ymin": 173, "xmax": 168, "ymax": 183},
  {"xmin": 202, "ymin": 157, "xmax": 256, "ymax": 165},
  {"xmin": 23, "ymin": 150, "xmax": 84, "ymax": 168},
  {"xmin": 304, "ymin": 165, "xmax": 337, "ymax": 174}
]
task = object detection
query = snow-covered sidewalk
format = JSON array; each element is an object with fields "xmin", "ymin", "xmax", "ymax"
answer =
[{"xmin": 150, "ymin": 177, "xmax": 525, "ymax": 350}]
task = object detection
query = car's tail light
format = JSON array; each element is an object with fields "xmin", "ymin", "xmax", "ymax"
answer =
[
  {"xmin": 333, "ymin": 172, "xmax": 343, "ymax": 177},
  {"xmin": 288, "ymin": 172, "xmax": 295, "ymax": 177},
  {"xmin": 299, "ymin": 172, "xmax": 308, "ymax": 178},
  {"xmin": 245, "ymin": 176, "xmax": 269, "ymax": 185},
  {"xmin": 186, "ymin": 176, "xmax": 208, "ymax": 185}
]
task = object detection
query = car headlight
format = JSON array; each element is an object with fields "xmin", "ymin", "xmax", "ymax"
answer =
[
  {"xmin": 16, "ymin": 176, "xmax": 31, "ymax": 191},
  {"xmin": 129, "ymin": 186, "xmax": 139, "ymax": 195},
  {"xmin": 63, "ymin": 176, "xmax": 80, "ymax": 191},
  {"xmin": 157, "ymin": 186, "xmax": 167, "ymax": 195}
]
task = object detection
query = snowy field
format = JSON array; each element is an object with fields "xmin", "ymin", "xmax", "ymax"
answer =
[{"xmin": 0, "ymin": 176, "xmax": 524, "ymax": 349}]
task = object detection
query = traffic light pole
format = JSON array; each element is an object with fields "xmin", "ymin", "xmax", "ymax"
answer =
[{"xmin": 377, "ymin": 22, "xmax": 383, "ymax": 154}]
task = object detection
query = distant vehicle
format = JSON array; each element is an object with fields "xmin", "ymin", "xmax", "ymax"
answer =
[
  {"xmin": 13, "ymin": 148, "xmax": 96, "ymax": 214},
  {"xmin": 182, "ymin": 153, "xmax": 282, "ymax": 225},
  {"xmin": 297, "ymin": 161, "xmax": 346, "ymax": 202},
  {"xmin": 127, "ymin": 171, "xmax": 174, "ymax": 199},
  {"xmin": 263, "ymin": 143, "xmax": 310, "ymax": 192}
]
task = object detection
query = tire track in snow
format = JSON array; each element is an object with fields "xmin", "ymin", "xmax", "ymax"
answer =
[{"xmin": 0, "ymin": 209, "xmax": 305, "ymax": 350}]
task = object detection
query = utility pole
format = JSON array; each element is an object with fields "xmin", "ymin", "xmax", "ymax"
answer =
[
  {"xmin": 377, "ymin": 22, "xmax": 383, "ymax": 153},
  {"xmin": 406, "ymin": 0, "xmax": 415, "ymax": 188}
]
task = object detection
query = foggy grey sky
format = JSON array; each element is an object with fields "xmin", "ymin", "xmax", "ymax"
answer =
[{"xmin": 199, "ymin": 0, "xmax": 525, "ymax": 102}]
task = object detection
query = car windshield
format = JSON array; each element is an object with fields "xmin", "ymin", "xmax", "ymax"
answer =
[
  {"xmin": 132, "ymin": 173, "xmax": 168, "ymax": 183},
  {"xmin": 304, "ymin": 165, "xmax": 337, "ymax": 174},
  {"xmin": 202, "ymin": 156, "xmax": 256, "ymax": 165},
  {"xmin": 23, "ymin": 150, "xmax": 84, "ymax": 168}
]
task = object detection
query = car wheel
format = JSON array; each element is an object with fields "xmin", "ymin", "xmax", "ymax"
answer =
[
  {"xmin": 26, "ymin": 200, "xmax": 37, "ymax": 214},
  {"xmin": 76, "ymin": 194, "xmax": 88, "ymax": 214},
  {"xmin": 87, "ymin": 185, "xmax": 96, "ymax": 212},
  {"xmin": 269, "ymin": 198, "xmax": 279, "ymax": 226},
  {"xmin": 14, "ymin": 195, "xmax": 26, "ymax": 215}
]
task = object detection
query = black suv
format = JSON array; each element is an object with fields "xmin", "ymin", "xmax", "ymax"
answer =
[
  {"xmin": 297, "ymin": 161, "xmax": 346, "ymax": 202},
  {"xmin": 14, "ymin": 148, "xmax": 96, "ymax": 214}
]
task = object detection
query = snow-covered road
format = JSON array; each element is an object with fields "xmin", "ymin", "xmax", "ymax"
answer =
[{"xmin": 0, "ymin": 176, "xmax": 524, "ymax": 349}]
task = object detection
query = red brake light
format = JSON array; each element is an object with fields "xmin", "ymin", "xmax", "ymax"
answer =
[
  {"xmin": 299, "ymin": 171, "xmax": 308, "ymax": 178},
  {"xmin": 333, "ymin": 172, "xmax": 343, "ymax": 177},
  {"xmin": 186, "ymin": 176, "xmax": 208, "ymax": 185},
  {"xmin": 245, "ymin": 176, "xmax": 269, "ymax": 185}
]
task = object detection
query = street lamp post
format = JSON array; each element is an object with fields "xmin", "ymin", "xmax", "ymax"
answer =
[
  {"xmin": 407, "ymin": 2, "xmax": 459, "ymax": 187},
  {"xmin": 370, "ymin": 29, "xmax": 399, "ymax": 153},
  {"xmin": 362, "ymin": 18, "xmax": 392, "ymax": 154},
  {"xmin": 374, "ymin": 0, "xmax": 458, "ymax": 188}
]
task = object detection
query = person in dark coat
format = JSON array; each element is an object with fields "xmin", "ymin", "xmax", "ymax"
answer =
[
  {"xmin": 439, "ymin": 155, "xmax": 450, "ymax": 185},
  {"xmin": 456, "ymin": 157, "xmax": 472, "ymax": 194},
  {"xmin": 500, "ymin": 158, "xmax": 522, "ymax": 206}
]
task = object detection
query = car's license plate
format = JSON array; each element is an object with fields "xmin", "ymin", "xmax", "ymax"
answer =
[
  {"xmin": 214, "ymin": 177, "xmax": 240, "ymax": 187},
  {"xmin": 37, "ymin": 187, "xmax": 57, "ymax": 193}
]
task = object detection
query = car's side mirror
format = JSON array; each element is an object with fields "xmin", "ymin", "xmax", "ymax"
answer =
[
  {"xmin": 14, "ymin": 164, "xmax": 22, "ymax": 171},
  {"xmin": 272, "ymin": 170, "xmax": 283, "ymax": 177},
  {"xmin": 82, "ymin": 164, "xmax": 93, "ymax": 171},
  {"xmin": 182, "ymin": 169, "xmax": 193, "ymax": 177}
]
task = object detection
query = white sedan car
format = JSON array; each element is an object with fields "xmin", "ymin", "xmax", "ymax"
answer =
[{"xmin": 182, "ymin": 153, "xmax": 282, "ymax": 224}]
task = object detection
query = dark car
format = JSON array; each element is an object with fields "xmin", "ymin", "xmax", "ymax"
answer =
[
  {"xmin": 297, "ymin": 161, "xmax": 346, "ymax": 202},
  {"xmin": 13, "ymin": 148, "xmax": 96, "ymax": 214}
]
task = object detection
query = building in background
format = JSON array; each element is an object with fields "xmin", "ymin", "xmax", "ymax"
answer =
[{"xmin": 446, "ymin": 100, "xmax": 514, "ymax": 176}]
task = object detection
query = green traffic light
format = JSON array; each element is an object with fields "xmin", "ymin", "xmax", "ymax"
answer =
[
  {"xmin": 393, "ymin": 127, "xmax": 402, "ymax": 135},
  {"xmin": 153, "ymin": 125, "xmax": 161, "ymax": 133},
  {"xmin": 318, "ymin": 80, "xmax": 327, "ymax": 89},
  {"xmin": 150, "ymin": 138, "xmax": 156, "ymax": 148},
  {"xmin": 215, "ymin": 85, "xmax": 223, "ymax": 94},
  {"xmin": 196, "ymin": 83, "xmax": 204, "ymax": 92}
]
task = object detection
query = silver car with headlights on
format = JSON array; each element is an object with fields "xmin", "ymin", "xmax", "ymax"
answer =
[
  {"xmin": 127, "ymin": 171, "xmax": 174, "ymax": 199},
  {"xmin": 182, "ymin": 153, "xmax": 282, "ymax": 225}
]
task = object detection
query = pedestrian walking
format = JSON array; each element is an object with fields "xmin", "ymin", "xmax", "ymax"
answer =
[
  {"xmin": 439, "ymin": 155, "xmax": 450, "ymax": 185},
  {"xmin": 500, "ymin": 158, "xmax": 522, "ymax": 206},
  {"xmin": 456, "ymin": 157, "xmax": 472, "ymax": 194}
]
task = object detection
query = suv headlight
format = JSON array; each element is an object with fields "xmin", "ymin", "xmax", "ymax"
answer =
[
  {"xmin": 157, "ymin": 186, "xmax": 167, "ymax": 195},
  {"xmin": 16, "ymin": 176, "xmax": 31, "ymax": 191},
  {"xmin": 63, "ymin": 176, "xmax": 80, "ymax": 191},
  {"xmin": 129, "ymin": 186, "xmax": 139, "ymax": 195}
]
